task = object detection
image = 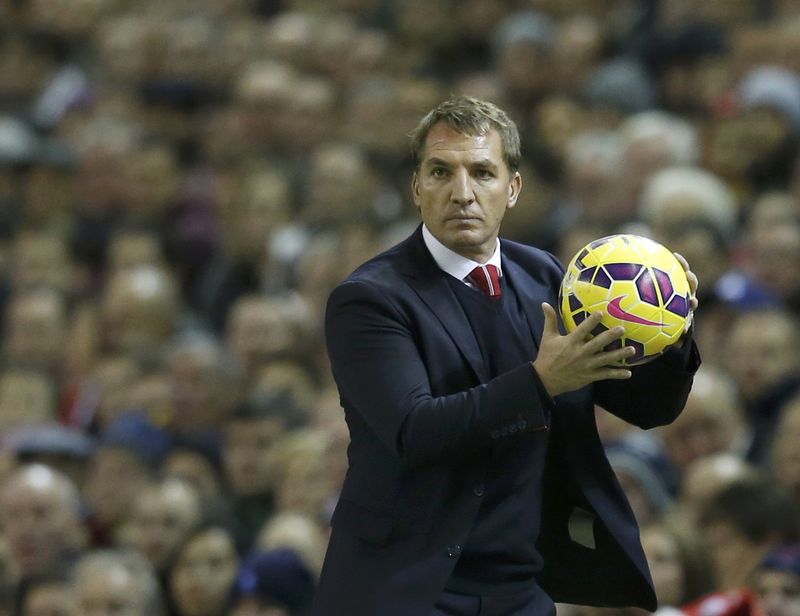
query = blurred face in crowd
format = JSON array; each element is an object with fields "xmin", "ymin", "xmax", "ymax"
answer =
[
  {"xmin": 228, "ymin": 170, "xmax": 291, "ymax": 258},
  {"xmin": 0, "ymin": 466, "xmax": 83, "ymax": 577},
  {"xmin": 726, "ymin": 311, "xmax": 800, "ymax": 403},
  {"xmin": 170, "ymin": 528, "xmax": 239, "ymax": 616},
  {"xmin": 101, "ymin": 267, "xmax": 178, "ymax": 355},
  {"xmin": 750, "ymin": 223, "xmax": 800, "ymax": 304},
  {"xmin": 226, "ymin": 298, "xmax": 295, "ymax": 376},
  {"xmin": 0, "ymin": 370, "xmax": 55, "ymax": 433},
  {"xmin": 84, "ymin": 448, "xmax": 152, "ymax": 528},
  {"xmin": 224, "ymin": 416, "xmax": 284, "ymax": 497},
  {"xmin": 22, "ymin": 580, "xmax": 76, "ymax": 616},
  {"xmin": 11, "ymin": 233, "xmax": 73, "ymax": 294},
  {"xmin": 412, "ymin": 123, "xmax": 521, "ymax": 263},
  {"xmin": 773, "ymin": 399, "xmax": 800, "ymax": 503},
  {"xmin": 680, "ymin": 454, "xmax": 756, "ymax": 520},
  {"xmin": 108, "ymin": 231, "xmax": 164, "ymax": 274},
  {"xmin": 5, "ymin": 291, "xmax": 67, "ymax": 371},
  {"xmin": 230, "ymin": 597, "xmax": 290, "ymax": 616},
  {"xmin": 76, "ymin": 562, "xmax": 148, "ymax": 616},
  {"xmin": 129, "ymin": 479, "xmax": 202, "ymax": 571},
  {"xmin": 661, "ymin": 370, "xmax": 744, "ymax": 472},
  {"xmin": 642, "ymin": 526, "xmax": 685, "ymax": 607},
  {"xmin": 755, "ymin": 569, "xmax": 800, "ymax": 616},
  {"xmin": 163, "ymin": 450, "xmax": 223, "ymax": 505}
]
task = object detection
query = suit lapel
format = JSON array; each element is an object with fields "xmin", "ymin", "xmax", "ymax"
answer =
[
  {"xmin": 397, "ymin": 228, "xmax": 489, "ymax": 383},
  {"xmin": 502, "ymin": 257, "xmax": 547, "ymax": 351}
]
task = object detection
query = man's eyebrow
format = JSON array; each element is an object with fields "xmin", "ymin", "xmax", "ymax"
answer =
[
  {"xmin": 424, "ymin": 157, "xmax": 452, "ymax": 168},
  {"xmin": 471, "ymin": 158, "xmax": 498, "ymax": 169}
]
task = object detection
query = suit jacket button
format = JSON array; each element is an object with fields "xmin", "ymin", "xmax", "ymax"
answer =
[
  {"xmin": 473, "ymin": 484, "xmax": 485, "ymax": 497},
  {"xmin": 446, "ymin": 544, "xmax": 462, "ymax": 558}
]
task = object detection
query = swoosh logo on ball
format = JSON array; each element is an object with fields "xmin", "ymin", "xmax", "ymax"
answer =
[{"xmin": 607, "ymin": 296, "xmax": 661, "ymax": 326}]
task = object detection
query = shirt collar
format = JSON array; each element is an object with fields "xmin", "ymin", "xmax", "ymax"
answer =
[{"xmin": 422, "ymin": 224, "xmax": 502, "ymax": 281}]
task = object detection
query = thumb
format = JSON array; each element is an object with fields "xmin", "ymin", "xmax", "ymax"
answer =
[{"xmin": 541, "ymin": 302, "xmax": 560, "ymax": 336}]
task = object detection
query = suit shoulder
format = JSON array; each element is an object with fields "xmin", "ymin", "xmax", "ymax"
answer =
[{"xmin": 501, "ymin": 239, "xmax": 564, "ymax": 275}]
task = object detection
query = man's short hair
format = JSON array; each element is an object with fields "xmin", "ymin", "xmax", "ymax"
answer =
[
  {"xmin": 409, "ymin": 96, "xmax": 521, "ymax": 173},
  {"xmin": 699, "ymin": 475, "xmax": 799, "ymax": 543}
]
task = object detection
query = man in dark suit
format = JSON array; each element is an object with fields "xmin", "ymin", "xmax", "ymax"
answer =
[{"xmin": 312, "ymin": 97, "xmax": 700, "ymax": 616}]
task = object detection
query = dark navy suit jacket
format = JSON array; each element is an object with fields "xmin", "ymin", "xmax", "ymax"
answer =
[{"xmin": 312, "ymin": 227, "xmax": 699, "ymax": 616}]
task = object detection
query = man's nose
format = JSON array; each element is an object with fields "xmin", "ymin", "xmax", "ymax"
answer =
[{"xmin": 450, "ymin": 169, "xmax": 475, "ymax": 205}]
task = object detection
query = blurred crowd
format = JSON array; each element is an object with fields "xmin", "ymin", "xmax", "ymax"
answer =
[{"xmin": 1, "ymin": 0, "xmax": 800, "ymax": 615}]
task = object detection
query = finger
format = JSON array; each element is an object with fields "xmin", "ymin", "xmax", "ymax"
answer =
[
  {"xmin": 593, "ymin": 345, "xmax": 636, "ymax": 366},
  {"xmin": 573, "ymin": 310, "xmax": 603, "ymax": 338},
  {"xmin": 674, "ymin": 251, "xmax": 699, "ymax": 296},
  {"xmin": 598, "ymin": 367, "xmax": 633, "ymax": 380},
  {"xmin": 673, "ymin": 252, "xmax": 690, "ymax": 272},
  {"xmin": 586, "ymin": 325, "xmax": 625, "ymax": 353},
  {"xmin": 541, "ymin": 302, "xmax": 560, "ymax": 336}
]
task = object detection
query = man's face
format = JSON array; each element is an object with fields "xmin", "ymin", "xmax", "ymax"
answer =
[
  {"xmin": 224, "ymin": 418, "xmax": 284, "ymax": 496},
  {"xmin": 77, "ymin": 567, "xmax": 144, "ymax": 616},
  {"xmin": 412, "ymin": 123, "xmax": 521, "ymax": 263},
  {"xmin": 22, "ymin": 581, "xmax": 76, "ymax": 616},
  {"xmin": 170, "ymin": 529, "xmax": 239, "ymax": 616},
  {"xmin": 756, "ymin": 570, "xmax": 800, "ymax": 616},
  {"xmin": 129, "ymin": 482, "xmax": 201, "ymax": 570},
  {"xmin": 0, "ymin": 472, "xmax": 80, "ymax": 577}
]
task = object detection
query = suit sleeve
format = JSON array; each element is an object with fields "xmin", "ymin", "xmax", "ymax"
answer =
[
  {"xmin": 325, "ymin": 280, "xmax": 551, "ymax": 469},
  {"xmin": 594, "ymin": 334, "xmax": 701, "ymax": 429}
]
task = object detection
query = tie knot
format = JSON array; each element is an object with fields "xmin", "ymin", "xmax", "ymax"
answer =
[{"xmin": 467, "ymin": 265, "xmax": 502, "ymax": 298}]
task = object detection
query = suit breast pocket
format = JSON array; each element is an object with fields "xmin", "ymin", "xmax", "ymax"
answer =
[{"xmin": 331, "ymin": 498, "xmax": 396, "ymax": 546}]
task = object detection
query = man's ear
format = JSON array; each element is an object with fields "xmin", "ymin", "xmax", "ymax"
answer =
[
  {"xmin": 507, "ymin": 171, "xmax": 522, "ymax": 209},
  {"xmin": 411, "ymin": 171, "xmax": 421, "ymax": 208}
]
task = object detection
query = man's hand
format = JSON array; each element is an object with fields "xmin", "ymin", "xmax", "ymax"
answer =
[
  {"xmin": 532, "ymin": 303, "xmax": 634, "ymax": 397},
  {"xmin": 674, "ymin": 252, "xmax": 699, "ymax": 336}
]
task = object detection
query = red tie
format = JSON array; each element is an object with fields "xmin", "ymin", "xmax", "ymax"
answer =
[{"xmin": 467, "ymin": 265, "xmax": 502, "ymax": 298}]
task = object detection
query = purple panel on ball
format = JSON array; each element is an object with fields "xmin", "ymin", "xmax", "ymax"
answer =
[
  {"xmin": 604, "ymin": 263, "xmax": 641, "ymax": 280},
  {"xmin": 573, "ymin": 310, "xmax": 588, "ymax": 325},
  {"xmin": 590, "ymin": 238, "xmax": 610, "ymax": 249},
  {"xmin": 635, "ymin": 271, "xmax": 659, "ymax": 306},
  {"xmin": 604, "ymin": 338, "xmax": 623, "ymax": 351},
  {"xmin": 666, "ymin": 294, "xmax": 689, "ymax": 317},
  {"xmin": 575, "ymin": 248, "xmax": 590, "ymax": 268},
  {"xmin": 593, "ymin": 268, "xmax": 612, "ymax": 289},
  {"xmin": 568, "ymin": 294, "xmax": 583, "ymax": 312},
  {"xmin": 654, "ymin": 268, "xmax": 673, "ymax": 301},
  {"xmin": 628, "ymin": 339, "xmax": 645, "ymax": 361},
  {"xmin": 591, "ymin": 322, "xmax": 608, "ymax": 337},
  {"xmin": 578, "ymin": 267, "xmax": 596, "ymax": 283}
]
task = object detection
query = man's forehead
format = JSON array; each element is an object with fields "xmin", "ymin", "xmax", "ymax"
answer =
[{"xmin": 421, "ymin": 124, "xmax": 502, "ymax": 161}]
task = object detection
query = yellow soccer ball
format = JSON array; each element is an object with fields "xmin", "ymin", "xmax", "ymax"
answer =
[{"xmin": 559, "ymin": 234, "xmax": 691, "ymax": 365}]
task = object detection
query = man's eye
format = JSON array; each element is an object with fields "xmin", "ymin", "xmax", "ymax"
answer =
[
  {"xmin": 475, "ymin": 169, "xmax": 493, "ymax": 179},
  {"xmin": 431, "ymin": 168, "xmax": 447, "ymax": 178}
]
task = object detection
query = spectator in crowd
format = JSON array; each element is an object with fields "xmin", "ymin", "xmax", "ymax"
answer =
[
  {"xmin": 0, "ymin": 465, "xmax": 85, "ymax": 591},
  {"xmin": 83, "ymin": 413, "xmax": 170, "ymax": 546},
  {"xmin": 640, "ymin": 521, "xmax": 716, "ymax": 608},
  {"xmin": 698, "ymin": 475, "xmax": 799, "ymax": 590},
  {"xmin": 19, "ymin": 574, "xmax": 76, "ymax": 616},
  {"xmin": 753, "ymin": 544, "xmax": 800, "ymax": 616},
  {"xmin": 223, "ymin": 392, "xmax": 307, "ymax": 550},
  {"xmin": 74, "ymin": 549, "xmax": 162, "ymax": 616},
  {"xmin": 660, "ymin": 366, "xmax": 748, "ymax": 475},
  {"xmin": 167, "ymin": 523, "xmax": 239, "ymax": 616},
  {"xmin": 771, "ymin": 394, "xmax": 800, "ymax": 507},
  {"xmin": 127, "ymin": 477, "xmax": 204, "ymax": 575},
  {"xmin": 228, "ymin": 548, "xmax": 315, "ymax": 616},
  {"xmin": 725, "ymin": 309, "xmax": 800, "ymax": 464}
]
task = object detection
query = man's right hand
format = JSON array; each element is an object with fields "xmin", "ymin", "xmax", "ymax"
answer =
[{"xmin": 532, "ymin": 302, "xmax": 635, "ymax": 397}]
